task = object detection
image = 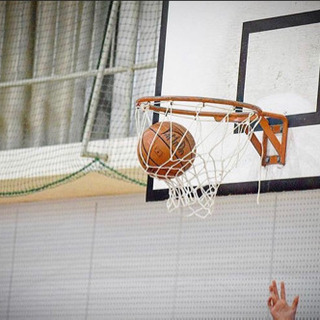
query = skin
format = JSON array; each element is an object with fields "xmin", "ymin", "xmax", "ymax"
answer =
[{"xmin": 267, "ymin": 280, "xmax": 299, "ymax": 320}]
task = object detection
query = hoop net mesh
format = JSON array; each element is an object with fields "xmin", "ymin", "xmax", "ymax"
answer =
[{"xmin": 136, "ymin": 98, "xmax": 262, "ymax": 218}]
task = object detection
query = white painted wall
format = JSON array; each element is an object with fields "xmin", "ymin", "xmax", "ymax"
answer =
[{"xmin": 0, "ymin": 189, "xmax": 319, "ymax": 319}]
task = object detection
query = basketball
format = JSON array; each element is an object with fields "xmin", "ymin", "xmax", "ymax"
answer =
[{"xmin": 137, "ymin": 121, "xmax": 196, "ymax": 179}]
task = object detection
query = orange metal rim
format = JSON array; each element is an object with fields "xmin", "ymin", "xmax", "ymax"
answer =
[
  {"xmin": 136, "ymin": 95, "xmax": 263, "ymax": 122},
  {"xmin": 136, "ymin": 96, "xmax": 289, "ymax": 166}
]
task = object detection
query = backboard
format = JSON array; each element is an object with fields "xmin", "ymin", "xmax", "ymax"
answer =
[{"xmin": 146, "ymin": 1, "xmax": 320, "ymax": 203}]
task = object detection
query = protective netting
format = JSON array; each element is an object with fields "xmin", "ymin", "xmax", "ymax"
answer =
[
  {"xmin": 0, "ymin": 1, "xmax": 162, "ymax": 196},
  {"xmin": 136, "ymin": 97, "xmax": 262, "ymax": 218}
]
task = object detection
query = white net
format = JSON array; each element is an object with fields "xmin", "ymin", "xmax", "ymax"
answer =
[
  {"xmin": 0, "ymin": 1, "xmax": 162, "ymax": 197},
  {"xmin": 136, "ymin": 97, "xmax": 262, "ymax": 218}
]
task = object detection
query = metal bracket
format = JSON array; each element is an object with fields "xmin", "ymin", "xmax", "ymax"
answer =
[{"xmin": 248, "ymin": 113, "xmax": 288, "ymax": 166}]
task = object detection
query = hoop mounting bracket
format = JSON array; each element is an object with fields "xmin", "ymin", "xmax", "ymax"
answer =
[{"xmin": 248, "ymin": 112, "xmax": 288, "ymax": 166}]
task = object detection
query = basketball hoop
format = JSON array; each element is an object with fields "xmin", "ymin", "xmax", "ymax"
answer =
[{"xmin": 135, "ymin": 96, "xmax": 288, "ymax": 218}]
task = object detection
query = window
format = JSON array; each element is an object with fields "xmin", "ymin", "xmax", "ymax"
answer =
[{"xmin": 0, "ymin": 1, "xmax": 163, "ymax": 196}]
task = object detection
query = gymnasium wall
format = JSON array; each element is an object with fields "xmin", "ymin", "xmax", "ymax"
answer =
[{"xmin": 0, "ymin": 189, "xmax": 319, "ymax": 319}]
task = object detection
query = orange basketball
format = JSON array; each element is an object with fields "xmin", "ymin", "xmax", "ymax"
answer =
[{"xmin": 137, "ymin": 121, "xmax": 196, "ymax": 179}]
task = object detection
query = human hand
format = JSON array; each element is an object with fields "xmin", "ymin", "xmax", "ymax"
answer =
[{"xmin": 267, "ymin": 280, "xmax": 299, "ymax": 320}]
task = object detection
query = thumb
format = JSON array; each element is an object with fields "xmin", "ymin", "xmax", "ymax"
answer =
[
  {"xmin": 292, "ymin": 296, "xmax": 299, "ymax": 311},
  {"xmin": 267, "ymin": 296, "xmax": 274, "ymax": 310}
]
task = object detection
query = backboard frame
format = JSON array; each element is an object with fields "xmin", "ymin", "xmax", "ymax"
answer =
[{"xmin": 237, "ymin": 9, "xmax": 320, "ymax": 129}]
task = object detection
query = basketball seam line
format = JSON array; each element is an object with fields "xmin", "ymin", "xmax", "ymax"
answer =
[{"xmin": 149, "ymin": 124, "xmax": 194, "ymax": 164}]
